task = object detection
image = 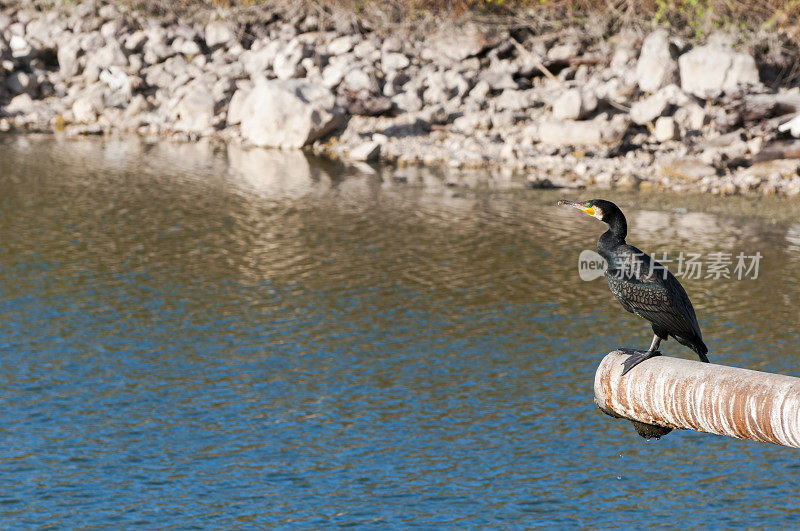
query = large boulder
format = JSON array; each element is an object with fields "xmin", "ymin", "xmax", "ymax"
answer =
[
  {"xmin": 678, "ymin": 44, "xmax": 759, "ymax": 97},
  {"xmin": 175, "ymin": 88, "xmax": 215, "ymax": 134},
  {"xmin": 636, "ymin": 30, "xmax": 678, "ymax": 93},
  {"xmin": 240, "ymin": 79, "xmax": 344, "ymax": 149}
]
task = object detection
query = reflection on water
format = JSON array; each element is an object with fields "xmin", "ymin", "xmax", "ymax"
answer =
[{"xmin": 0, "ymin": 136, "xmax": 800, "ymax": 527}]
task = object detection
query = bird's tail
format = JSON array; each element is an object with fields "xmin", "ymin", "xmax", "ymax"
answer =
[
  {"xmin": 676, "ymin": 336, "xmax": 709, "ymax": 363},
  {"xmin": 693, "ymin": 341, "xmax": 710, "ymax": 363}
]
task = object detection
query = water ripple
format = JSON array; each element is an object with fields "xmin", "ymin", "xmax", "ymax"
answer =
[{"xmin": 0, "ymin": 137, "xmax": 797, "ymax": 528}]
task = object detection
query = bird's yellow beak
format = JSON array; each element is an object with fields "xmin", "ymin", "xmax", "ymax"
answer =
[{"xmin": 558, "ymin": 200, "xmax": 595, "ymax": 216}]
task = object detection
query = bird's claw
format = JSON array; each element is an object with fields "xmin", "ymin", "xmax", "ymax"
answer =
[{"xmin": 619, "ymin": 349, "xmax": 661, "ymax": 376}]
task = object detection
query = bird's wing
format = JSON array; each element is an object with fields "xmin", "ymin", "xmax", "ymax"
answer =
[{"xmin": 605, "ymin": 248, "xmax": 702, "ymax": 340}]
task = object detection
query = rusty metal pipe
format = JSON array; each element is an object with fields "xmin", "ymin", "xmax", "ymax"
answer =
[{"xmin": 595, "ymin": 351, "xmax": 800, "ymax": 447}]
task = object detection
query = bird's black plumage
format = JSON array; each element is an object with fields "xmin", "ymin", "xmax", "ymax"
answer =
[{"xmin": 558, "ymin": 199, "xmax": 709, "ymax": 374}]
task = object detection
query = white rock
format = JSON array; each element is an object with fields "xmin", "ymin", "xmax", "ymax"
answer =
[
  {"xmin": 349, "ymin": 141, "xmax": 381, "ymax": 161},
  {"xmin": 72, "ymin": 95, "xmax": 97, "ymax": 123},
  {"xmin": 9, "ymin": 34, "xmax": 31, "ymax": 58},
  {"xmin": 654, "ymin": 116, "xmax": 678, "ymax": 141},
  {"xmin": 205, "ymin": 20, "xmax": 236, "ymax": 48},
  {"xmin": 468, "ymin": 80, "xmax": 491, "ymax": 100},
  {"xmin": 123, "ymin": 93, "xmax": 148, "ymax": 117},
  {"xmin": 273, "ymin": 39, "xmax": 307, "ymax": 80},
  {"xmin": 85, "ymin": 41, "xmax": 128, "ymax": 79},
  {"xmin": 392, "ymin": 90, "xmax": 423, "ymax": 112},
  {"xmin": 479, "ymin": 70, "xmax": 517, "ymax": 91},
  {"xmin": 548, "ymin": 41, "xmax": 580, "ymax": 61},
  {"xmin": 381, "ymin": 37, "xmax": 402, "ymax": 53},
  {"xmin": 240, "ymin": 79, "xmax": 344, "ymax": 148},
  {"xmin": 675, "ymin": 102, "xmax": 706, "ymax": 130},
  {"xmin": 552, "ymin": 88, "xmax": 584, "ymax": 120},
  {"xmin": 539, "ymin": 120, "xmax": 602, "ymax": 145},
  {"xmin": 495, "ymin": 89, "xmax": 535, "ymax": 111},
  {"xmin": 656, "ymin": 83, "xmax": 691, "ymax": 107},
  {"xmin": 321, "ymin": 60, "xmax": 350, "ymax": 89},
  {"xmin": 175, "ymin": 88, "xmax": 215, "ymax": 134},
  {"xmin": 778, "ymin": 114, "xmax": 800, "ymax": 137},
  {"xmin": 629, "ymin": 93, "xmax": 668, "ymax": 125},
  {"xmin": 99, "ymin": 66, "xmax": 132, "ymax": 105},
  {"xmin": 381, "ymin": 52, "xmax": 410, "ymax": 72},
  {"xmin": 226, "ymin": 88, "xmax": 250, "ymax": 125},
  {"xmin": 521, "ymin": 123, "xmax": 539, "ymax": 142},
  {"xmin": 659, "ymin": 157, "xmax": 717, "ymax": 182},
  {"xmin": 452, "ymin": 113, "xmax": 491, "ymax": 133},
  {"xmin": 445, "ymin": 70, "xmax": 471, "ymax": 99},
  {"xmin": 353, "ymin": 40, "xmax": 378, "ymax": 59},
  {"xmin": 342, "ymin": 68, "xmax": 379, "ymax": 93},
  {"xmin": 78, "ymin": 30, "xmax": 103, "ymax": 53},
  {"xmin": 490, "ymin": 110, "xmax": 516, "ymax": 129},
  {"xmin": 143, "ymin": 25, "xmax": 167, "ymax": 47},
  {"xmin": 382, "ymin": 70, "xmax": 405, "ymax": 97},
  {"xmin": 540, "ymin": 116, "xmax": 629, "ymax": 146},
  {"xmin": 582, "ymin": 91, "xmax": 598, "ymax": 115},
  {"xmin": 58, "ymin": 38, "xmax": 82, "ymax": 77},
  {"xmin": 173, "ymin": 37, "xmax": 201, "ymax": 56},
  {"xmin": 425, "ymin": 24, "xmax": 502, "ymax": 62},
  {"xmin": 327, "ymin": 35, "xmax": 355, "ymax": 55},
  {"xmin": 636, "ymin": 30, "xmax": 678, "ymax": 93},
  {"xmin": 611, "ymin": 46, "xmax": 636, "ymax": 71},
  {"xmin": 678, "ymin": 44, "xmax": 759, "ymax": 97},
  {"xmin": 124, "ymin": 30, "xmax": 148, "ymax": 52},
  {"xmin": 26, "ymin": 16, "xmax": 59, "ymax": 48},
  {"xmin": 212, "ymin": 77, "xmax": 235, "ymax": 103},
  {"xmin": 143, "ymin": 44, "xmax": 173, "ymax": 65},
  {"xmin": 100, "ymin": 20, "xmax": 122, "ymax": 41},
  {"xmin": 423, "ymin": 80, "xmax": 451, "ymax": 105},
  {"xmin": 241, "ymin": 42, "xmax": 279, "ymax": 77},
  {"xmin": 5, "ymin": 93, "xmax": 33, "ymax": 114}
]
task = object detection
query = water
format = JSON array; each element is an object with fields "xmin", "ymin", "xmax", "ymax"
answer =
[{"xmin": 0, "ymin": 136, "xmax": 799, "ymax": 528}]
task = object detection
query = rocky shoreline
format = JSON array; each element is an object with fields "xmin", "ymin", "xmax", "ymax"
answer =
[{"xmin": 2, "ymin": 2, "xmax": 800, "ymax": 195}]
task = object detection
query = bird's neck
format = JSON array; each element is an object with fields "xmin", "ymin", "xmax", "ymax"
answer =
[{"xmin": 597, "ymin": 217, "xmax": 627, "ymax": 263}]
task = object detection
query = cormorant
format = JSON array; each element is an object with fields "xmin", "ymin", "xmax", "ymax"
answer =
[{"xmin": 558, "ymin": 199, "xmax": 709, "ymax": 375}]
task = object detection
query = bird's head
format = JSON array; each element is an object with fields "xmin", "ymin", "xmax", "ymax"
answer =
[{"xmin": 557, "ymin": 199, "xmax": 623, "ymax": 225}]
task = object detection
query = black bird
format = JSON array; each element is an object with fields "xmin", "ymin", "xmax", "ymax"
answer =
[{"xmin": 558, "ymin": 199, "xmax": 709, "ymax": 375}]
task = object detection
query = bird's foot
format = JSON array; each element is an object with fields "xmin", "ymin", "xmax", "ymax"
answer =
[{"xmin": 617, "ymin": 348, "xmax": 662, "ymax": 376}]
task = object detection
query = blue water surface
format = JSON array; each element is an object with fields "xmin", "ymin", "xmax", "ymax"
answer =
[{"xmin": 0, "ymin": 137, "xmax": 798, "ymax": 528}]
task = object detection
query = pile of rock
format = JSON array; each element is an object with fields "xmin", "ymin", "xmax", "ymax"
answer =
[{"xmin": 1, "ymin": 1, "xmax": 800, "ymax": 195}]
